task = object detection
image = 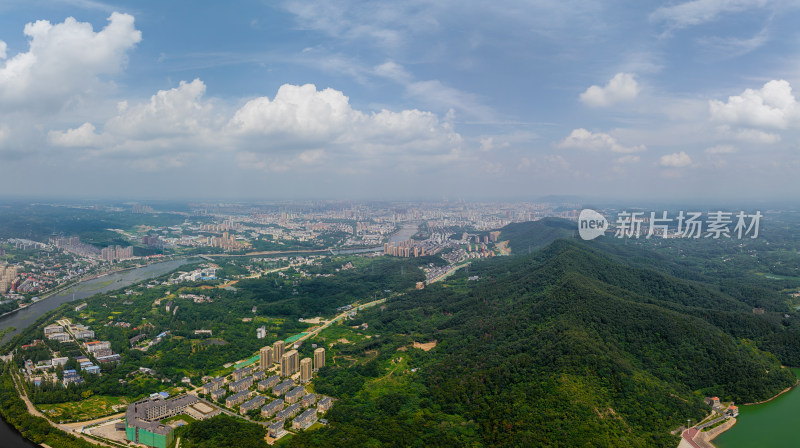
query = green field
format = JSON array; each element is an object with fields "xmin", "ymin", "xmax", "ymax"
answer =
[{"xmin": 38, "ymin": 395, "xmax": 131, "ymax": 422}]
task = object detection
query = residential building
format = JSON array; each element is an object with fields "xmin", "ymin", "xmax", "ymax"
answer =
[
  {"xmin": 300, "ymin": 357, "xmax": 312, "ymax": 383},
  {"xmin": 225, "ymin": 391, "xmax": 252, "ymax": 408},
  {"xmin": 258, "ymin": 375, "xmax": 280, "ymax": 392},
  {"xmin": 276, "ymin": 402, "xmax": 302, "ymax": 421},
  {"xmin": 273, "ymin": 379, "xmax": 295, "ymax": 396},
  {"xmin": 317, "ymin": 396, "xmax": 333, "ymax": 413},
  {"xmin": 228, "ymin": 376, "xmax": 253, "ymax": 393},
  {"xmin": 85, "ymin": 341, "xmax": 111, "ymax": 353},
  {"xmin": 260, "ymin": 346, "xmax": 273, "ymax": 370},
  {"xmin": 280, "ymin": 350, "xmax": 299, "ymax": 377},
  {"xmin": 210, "ymin": 389, "xmax": 226, "ymax": 402},
  {"xmin": 273, "ymin": 340, "xmax": 285, "ymax": 364},
  {"xmin": 268, "ymin": 420, "xmax": 285, "ymax": 438},
  {"xmin": 232, "ymin": 366, "xmax": 252, "ymax": 381},
  {"xmin": 314, "ymin": 347, "xmax": 325, "ymax": 371},
  {"xmin": 292, "ymin": 408, "xmax": 317, "ymax": 430},
  {"xmin": 301, "ymin": 393, "xmax": 317, "ymax": 408},
  {"xmin": 261, "ymin": 399, "xmax": 284, "ymax": 418},
  {"xmin": 240, "ymin": 395, "xmax": 266, "ymax": 415},
  {"xmin": 285, "ymin": 386, "xmax": 306, "ymax": 404}
]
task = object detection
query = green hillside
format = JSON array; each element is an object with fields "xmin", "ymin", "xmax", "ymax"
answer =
[
  {"xmin": 498, "ymin": 218, "xmax": 576, "ymax": 254},
  {"xmin": 283, "ymin": 239, "xmax": 795, "ymax": 448}
]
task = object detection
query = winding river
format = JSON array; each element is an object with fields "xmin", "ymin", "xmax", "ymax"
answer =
[{"xmin": 0, "ymin": 258, "xmax": 194, "ymax": 447}]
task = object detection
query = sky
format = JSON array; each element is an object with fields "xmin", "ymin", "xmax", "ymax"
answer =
[{"xmin": 0, "ymin": 0, "xmax": 799, "ymax": 201}]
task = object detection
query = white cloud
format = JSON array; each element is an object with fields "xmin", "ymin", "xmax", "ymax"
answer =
[
  {"xmin": 733, "ymin": 128, "xmax": 781, "ymax": 143},
  {"xmin": 705, "ymin": 144, "xmax": 738, "ymax": 154},
  {"xmin": 651, "ymin": 0, "xmax": 769, "ymax": 29},
  {"xmin": 373, "ymin": 61, "xmax": 412, "ymax": 83},
  {"xmin": 659, "ymin": 151, "xmax": 692, "ymax": 167},
  {"xmin": 49, "ymin": 79, "xmax": 219, "ymax": 164},
  {"xmin": 580, "ymin": 73, "xmax": 640, "ymax": 107},
  {"xmin": 228, "ymin": 84, "xmax": 360, "ymax": 139},
  {"xmin": 0, "ymin": 12, "xmax": 141, "ymax": 108},
  {"xmin": 105, "ymin": 79, "xmax": 214, "ymax": 138},
  {"xmin": 697, "ymin": 28, "xmax": 769, "ymax": 58},
  {"xmin": 710, "ymin": 80, "xmax": 796, "ymax": 129},
  {"xmin": 48, "ymin": 122, "xmax": 103, "ymax": 147},
  {"xmin": 557, "ymin": 128, "xmax": 646, "ymax": 153},
  {"xmin": 49, "ymin": 81, "xmax": 463, "ymax": 172},
  {"xmin": 0, "ymin": 41, "xmax": 6, "ymax": 59},
  {"xmin": 616, "ymin": 155, "xmax": 640, "ymax": 164}
]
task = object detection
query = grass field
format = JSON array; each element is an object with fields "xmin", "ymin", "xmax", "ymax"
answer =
[{"xmin": 38, "ymin": 395, "xmax": 131, "ymax": 422}]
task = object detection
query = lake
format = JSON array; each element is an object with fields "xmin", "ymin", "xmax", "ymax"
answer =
[{"xmin": 714, "ymin": 369, "xmax": 800, "ymax": 448}]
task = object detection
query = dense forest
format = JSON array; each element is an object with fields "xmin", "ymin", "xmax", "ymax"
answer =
[{"xmin": 282, "ymin": 232, "xmax": 799, "ymax": 447}]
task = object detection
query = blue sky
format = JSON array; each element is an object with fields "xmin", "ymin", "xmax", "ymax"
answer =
[{"xmin": 0, "ymin": 0, "xmax": 799, "ymax": 201}]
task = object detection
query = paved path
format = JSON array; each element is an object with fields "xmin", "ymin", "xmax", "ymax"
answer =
[{"xmin": 10, "ymin": 370, "xmax": 116, "ymax": 447}]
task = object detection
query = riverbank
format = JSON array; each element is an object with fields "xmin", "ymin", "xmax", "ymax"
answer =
[
  {"xmin": 696, "ymin": 419, "xmax": 736, "ymax": 448},
  {"xmin": 743, "ymin": 378, "xmax": 799, "ymax": 405},
  {"xmin": 0, "ymin": 256, "xmax": 185, "ymax": 321}
]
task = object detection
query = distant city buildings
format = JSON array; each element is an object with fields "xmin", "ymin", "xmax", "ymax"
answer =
[{"xmin": 101, "ymin": 245, "xmax": 134, "ymax": 263}]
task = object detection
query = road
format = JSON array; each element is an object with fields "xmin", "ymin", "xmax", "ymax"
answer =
[
  {"xmin": 10, "ymin": 369, "xmax": 117, "ymax": 448},
  {"xmin": 293, "ymin": 297, "xmax": 388, "ymax": 345}
]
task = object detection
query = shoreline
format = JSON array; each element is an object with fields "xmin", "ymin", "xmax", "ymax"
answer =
[
  {"xmin": 0, "ymin": 256, "xmax": 184, "ymax": 321},
  {"xmin": 689, "ymin": 377, "xmax": 800, "ymax": 448},
  {"xmin": 742, "ymin": 378, "xmax": 799, "ymax": 405}
]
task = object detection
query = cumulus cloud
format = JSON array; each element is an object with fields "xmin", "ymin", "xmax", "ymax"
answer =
[
  {"xmin": 557, "ymin": 128, "xmax": 646, "ymax": 153},
  {"xmin": 0, "ymin": 41, "xmax": 6, "ymax": 59},
  {"xmin": 0, "ymin": 12, "xmax": 141, "ymax": 108},
  {"xmin": 48, "ymin": 79, "xmax": 219, "ymax": 168},
  {"xmin": 49, "ymin": 81, "xmax": 463, "ymax": 172},
  {"xmin": 580, "ymin": 73, "xmax": 640, "ymax": 107},
  {"xmin": 710, "ymin": 80, "xmax": 796, "ymax": 129},
  {"xmin": 651, "ymin": 0, "xmax": 769, "ymax": 29},
  {"xmin": 105, "ymin": 79, "xmax": 214, "ymax": 138},
  {"xmin": 659, "ymin": 151, "xmax": 692, "ymax": 167},
  {"xmin": 228, "ymin": 83, "xmax": 462, "ymax": 161},
  {"xmin": 48, "ymin": 122, "xmax": 103, "ymax": 147}
]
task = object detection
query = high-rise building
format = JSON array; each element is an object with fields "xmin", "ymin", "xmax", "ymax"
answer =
[
  {"xmin": 280, "ymin": 350, "xmax": 299, "ymax": 377},
  {"xmin": 260, "ymin": 346, "xmax": 273, "ymax": 370},
  {"xmin": 313, "ymin": 348, "xmax": 325, "ymax": 371},
  {"xmin": 273, "ymin": 340, "xmax": 285, "ymax": 365},
  {"xmin": 300, "ymin": 358, "xmax": 312, "ymax": 383}
]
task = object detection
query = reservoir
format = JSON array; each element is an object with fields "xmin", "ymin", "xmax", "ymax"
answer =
[{"xmin": 714, "ymin": 369, "xmax": 800, "ymax": 448}]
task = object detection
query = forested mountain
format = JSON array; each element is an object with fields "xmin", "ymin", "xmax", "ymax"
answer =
[
  {"xmin": 497, "ymin": 218, "xmax": 576, "ymax": 254},
  {"xmin": 284, "ymin": 237, "xmax": 797, "ymax": 448}
]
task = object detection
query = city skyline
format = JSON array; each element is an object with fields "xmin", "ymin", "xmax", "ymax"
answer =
[{"xmin": 1, "ymin": 1, "xmax": 800, "ymax": 201}]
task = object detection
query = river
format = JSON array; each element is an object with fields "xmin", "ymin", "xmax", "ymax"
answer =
[
  {"xmin": 714, "ymin": 369, "xmax": 800, "ymax": 448},
  {"xmin": 0, "ymin": 258, "xmax": 194, "ymax": 447},
  {"xmin": 0, "ymin": 258, "xmax": 192, "ymax": 345}
]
